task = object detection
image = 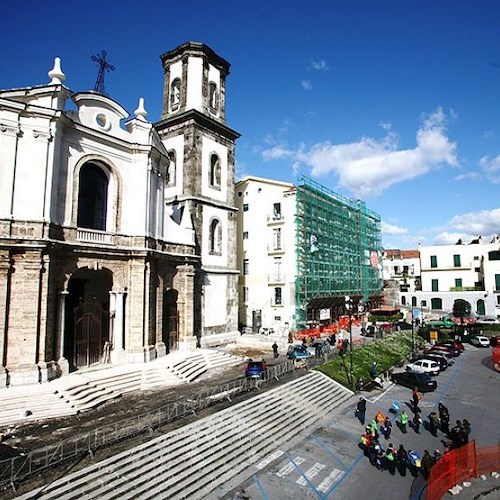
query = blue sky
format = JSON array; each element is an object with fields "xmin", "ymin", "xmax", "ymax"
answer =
[{"xmin": 2, "ymin": 0, "xmax": 500, "ymax": 250}]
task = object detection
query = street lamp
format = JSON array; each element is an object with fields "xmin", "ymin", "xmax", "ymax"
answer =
[
  {"xmin": 410, "ymin": 296, "xmax": 416, "ymax": 357},
  {"xmin": 345, "ymin": 295, "xmax": 355, "ymax": 391}
]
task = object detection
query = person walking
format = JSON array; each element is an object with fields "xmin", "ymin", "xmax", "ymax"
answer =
[
  {"xmin": 412, "ymin": 387, "xmax": 422, "ymax": 412},
  {"xmin": 462, "ymin": 419, "xmax": 471, "ymax": 444},
  {"xmin": 396, "ymin": 444, "xmax": 409, "ymax": 476},
  {"xmin": 438, "ymin": 403, "xmax": 450, "ymax": 435},
  {"xmin": 382, "ymin": 416, "xmax": 392, "ymax": 440},
  {"xmin": 356, "ymin": 397, "xmax": 367, "ymax": 425},
  {"xmin": 421, "ymin": 450, "xmax": 434, "ymax": 479},
  {"xmin": 399, "ymin": 410, "xmax": 409, "ymax": 434},
  {"xmin": 368, "ymin": 419, "xmax": 379, "ymax": 440},
  {"xmin": 272, "ymin": 342, "xmax": 279, "ymax": 358},
  {"xmin": 412, "ymin": 409, "xmax": 422, "ymax": 434},
  {"xmin": 429, "ymin": 412, "xmax": 440, "ymax": 437},
  {"xmin": 386, "ymin": 443, "xmax": 397, "ymax": 475}
]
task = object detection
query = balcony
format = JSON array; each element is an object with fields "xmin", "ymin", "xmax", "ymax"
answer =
[
  {"xmin": 449, "ymin": 286, "xmax": 484, "ymax": 292},
  {"xmin": 77, "ymin": 228, "xmax": 116, "ymax": 245},
  {"xmin": 267, "ymin": 214, "xmax": 284, "ymax": 225}
]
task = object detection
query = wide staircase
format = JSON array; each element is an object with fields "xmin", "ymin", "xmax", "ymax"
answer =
[
  {"xmin": 15, "ymin": 371, "xmax": 352, "ymax": 500},
  {"xmin": 0, "ymin": 350, "xmax": 242, "ymax": 427}
]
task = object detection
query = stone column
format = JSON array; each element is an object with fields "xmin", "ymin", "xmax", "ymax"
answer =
[
  {"xmin": 174, "ymin": 263, "xmax": 196, "ymax": 351},
  {"xmin": 110, "ymin": 291, "xmax": 126, "ymax": 363},
  {"xmin": 57, "ymin": 290, "xmax": 69, "ymax": 375},
  {"xmin": 0, "ymin": 252, "xmax": 11, "ymax": 387}
]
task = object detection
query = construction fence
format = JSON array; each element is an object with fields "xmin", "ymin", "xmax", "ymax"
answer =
[{"xmin": 426, "ymin": 440, "xmax": 500, "ymax": 500}]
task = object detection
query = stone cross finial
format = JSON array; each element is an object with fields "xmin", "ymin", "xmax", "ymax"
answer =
[{"xmin": 48, "ymin": 57, "xmax": 66, "ymax": 85}]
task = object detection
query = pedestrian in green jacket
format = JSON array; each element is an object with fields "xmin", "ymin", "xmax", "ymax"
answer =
[{"xmin": 399, "ymin": 410, "xmax": 409, "ymax": 434}]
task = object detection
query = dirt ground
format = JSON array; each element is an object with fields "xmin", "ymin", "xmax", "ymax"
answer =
[{"xmin": 0, "ymin": 341, "xmax": 301, "ymax": 498}]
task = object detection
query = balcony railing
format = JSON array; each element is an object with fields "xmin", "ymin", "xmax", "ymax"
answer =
[
  {"xmin": 449, "ymin": 286, "xmax": 484, "ymax": 292},
  {"xmin": 77, "ymin": 228, "xmax": 116, "ymax": 245}
]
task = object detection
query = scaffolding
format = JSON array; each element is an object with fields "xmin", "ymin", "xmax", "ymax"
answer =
[{"xmin": 294, "ymin": 176, "xmax": 382, "ymax": 329}]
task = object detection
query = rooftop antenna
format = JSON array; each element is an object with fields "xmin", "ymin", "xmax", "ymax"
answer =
[{"xmin": 91, "ymin": 50, "xmax": 114, "ymax": 95}]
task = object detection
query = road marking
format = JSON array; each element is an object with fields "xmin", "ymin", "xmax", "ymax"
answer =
[
  {"xmin": 276, "ymin": 456, "xmax": 305, "ymax": 477},
  {"xmin": 255, "ymin": 449, "xmax": 284, "ymax": 470},
  {"xmin": 296, "ymin": 463, "xmax": 326, "ymax": 485},
  {"xmin": 317, "ymin": 468, "xmax": 344, "ymax": 492}
]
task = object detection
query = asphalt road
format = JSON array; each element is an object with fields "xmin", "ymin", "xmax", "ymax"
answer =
[{"xmin": 225, "ymin": 344, "xmax": 500, "ymax": 500}]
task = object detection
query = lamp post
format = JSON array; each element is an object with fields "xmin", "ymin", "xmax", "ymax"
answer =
[
  {"xmin": 410, "ymin": 296, "xmax": 415, "ymax": 357},
  {"xmin": 345, "ymin": 295, "xmax": 354, "ymax": 391}
]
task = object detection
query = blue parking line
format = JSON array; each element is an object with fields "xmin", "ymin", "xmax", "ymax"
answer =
[
  {"xmin": 284, "ymin": 450, "xmax": 323, "ymax": 499},
  {"xmin": 252, "ymin": 473, "xmax": 269, "ymax": 500},
  {"xmin": 310, "ymin": 433, "xmax": 347, "ymax": 469},
  {"xmin": 322, "ymin": 450, "xmax": 365, "ymax": 499}
]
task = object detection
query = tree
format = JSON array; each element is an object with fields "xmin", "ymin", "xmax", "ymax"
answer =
[{"xmin": 453, "ymin": 299, "xmax": 471, "ymax": 318}]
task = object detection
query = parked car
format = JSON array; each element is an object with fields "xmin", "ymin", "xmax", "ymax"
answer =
[
  {"xmin": 469, "ymin": 335, "xmax": 491, "ymax": 348},
  {"xmin": 286, "ymin": 344, "xmax": 311, "ymax": 360},
  {"xmin": 245, "ymin": 359, "xmax": 266, "ymax": 379},
  {"xmin": 406, "ymin": 359, "xmax": 440, "ymax": 376},
  {"xmin": 306, "ymin": 338, "xmax": 331, "ymax": 356},
  {"xmin": 476, "ymin": 316, "xmax": 500, "ymax": 325},
  {"xmin": 413, "ymin": 353, "xmax": 448, "ymax": 371},
  {"xmin": 425, "ymin": 349, "xmax": 455, "ymax": 365},
  {"xmin": 436, "ymin": 339, "xmax": 464, "ymax": 352},
  {"xmin": 394, "ymin": 320, "xmax": 413, "ymax": 330},
  {"xmin": 391, "ymin": 371, "xmax": 437, "ymax": 392},
  {"xmin": 424, "ymin": 344, "xmax": 460, "ymax": 357}
]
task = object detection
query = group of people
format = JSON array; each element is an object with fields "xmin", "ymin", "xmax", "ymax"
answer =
[{"xmin": 356, "ymin": 389, "xmax": 472, "ymax": 480}]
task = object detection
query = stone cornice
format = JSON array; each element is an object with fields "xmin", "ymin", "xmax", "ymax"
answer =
[{"xmin": 154, "ymin": 109, "xmax": 240, "ymax": 141}]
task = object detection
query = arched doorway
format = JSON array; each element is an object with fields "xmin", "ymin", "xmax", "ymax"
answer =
[
  {"xmin": 163, "ymin": 289, "xmax": 178, "ymax": 353},
  {"xmin": 65, "ymin": 268, "xmax": 112, "ymax": 369}
]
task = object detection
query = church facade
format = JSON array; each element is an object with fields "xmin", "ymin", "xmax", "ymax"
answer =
[{"xmin": 0, "ymin": 42, "xmax": 240, "ymax": 387}]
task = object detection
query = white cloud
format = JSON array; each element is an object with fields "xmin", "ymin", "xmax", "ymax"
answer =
[
  {"xmin": 262, "ymin": 145, "xmax": 293, "ymax": 161},
  {"xmin": 379, "ymin": 121, "xmax": 392, "ymax": 131},
  {"xmin": 479, "ymin": 155, "xmax": 500, "ymax": 183},
  {"xmin": 308, "ymin": 59, "xmax": 329, "ymax": 71},
  {"xmin": 454, "ymin": 172, "xmax": 480, "ymax": 181},
  {"xmin": 381, "ymin": 221, "xmax": 407, "ymax": 235},
  {"xmin": 444, "ymin": 208, "xmax": 500, "ymax": 237},
  {"xmin": 261, "ymin": 107, "xmax": 458, "ymax": 198},
  {"xmin": 301, "ymin": 79, "xmax": 312, "ymax": 90},
  {"xmin": 433, "ymin": 232, "xmax": 467, "ymax": 245}
]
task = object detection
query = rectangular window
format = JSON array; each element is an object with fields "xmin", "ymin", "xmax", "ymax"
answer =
[
  {"xmin": 273, "ymin": 202, "xmax": 281, "ymax": 220},
  {"xmin": 243, "ymin": 286, "xmax": 248, "ymax": 303},
  {"xmin": 243, "ymin": 231, "xmax": 248, "ymax": 239},
  {"xmin": 432, "ymin": 279, "xmax": 439, "ymax": 292},
  {"xmin": 274, "ymin": 287, "xmax": 282, "ymax": 305},
  {"xmin": 274, "ymin": 316, "xmax": 281, "ymax": 321},
  {"xmin": 453, "ymin": 254, "xmax": 461, "ymax": 267},
  {"xmin": 273, "ymin": 257, "xmax": 282, "ymax": 281},
  {"xmin": 403, "ymin": 265, "xmax": 409, "ymax": 274},
  {"xmin": 273, "ymin": 228, "xmax": 282, "ymax": 250},
  {"xmin": 430, "ymin": 255, "xmax": 437, "ymax": 268},
  {"xmin": 421, "ymin": 300, "xmax": 427, "ymax": 307},
  {"xmin": 455, "ymin": 278, "xmax": 462, "ymax": 288},
  {"xmin": 495, "ymin": 274, "xmax": 500, "ymax": 291},
  {"xmin": 243, "ymin": 259, "xmax": 249, "ymax": 275},
  {"xmin": 394, "ymin": 265, "xmax": 399, "ymax": 274},
  {"xmin": 243, "ymin": 204, "xmax": 249, "ymax": 212}
]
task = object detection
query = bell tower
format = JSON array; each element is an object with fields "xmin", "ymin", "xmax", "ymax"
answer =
[{"xmin": 155, "ymin": 42, "xmax": 241, "ymax": 346}]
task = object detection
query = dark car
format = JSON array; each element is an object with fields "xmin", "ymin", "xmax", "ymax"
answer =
[
  {"xmin": 394, "ymin": 320, "xmax": 413, "ymax": 330},
  {"xmin": 424, "ymin": 344, "xmax": 460, "ymax": 357},
  {"xmin": 391, "ymin": 371, "xmax": 437, "ymax": 392},
  {"xmin": 436, "ymin": 340, "xmax": 464, "ymax": 352},
  {"xmin": 413, "ymin": 353, "xmax": 448, "ymax": 371},
  {"xmin": 287, "ymin": 344, "xmax": 311, "ymax": 360},
  {"xmin": 245, "ymin": 359, "xmax": 266, "ymax": 379}
]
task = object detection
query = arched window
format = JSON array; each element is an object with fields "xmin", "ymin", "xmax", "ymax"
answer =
[
  {"xmin": 209, "ymin": 81, "xmax": 218, "ymax": 110},
  {"xmin": 401, "ymin": 296, "xmax": 407, "ymax": 306},
  {"xmin": 77, "ymin": 162, "xmax": 108, "ymax": 230},
  {"xmin": 209, "ymin": 218, "xmax": 222, "ymax": 255},
  {"xmin": 170, "ymin": 78, "xmax": 181, "ymax": 109},
  {"xmin": 209, "ymin": 153, "xmax": 221, "ymax": 188},
  {"xmin": 431, "ymin": 297, "xmax": 443, "ymax": 310},
  {"xmin": 166, "ymin": 150, "xmax": 176, "ymax": 186}
]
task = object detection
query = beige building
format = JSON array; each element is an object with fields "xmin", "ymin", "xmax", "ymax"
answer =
[{"xmin": 0, "ymin": 42, "xmax": 240, "ymax": 387}]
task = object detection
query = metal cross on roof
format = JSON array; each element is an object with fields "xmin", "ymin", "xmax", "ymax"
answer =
[{"xmin": 91, "ymin": 50, "xmax": 115, "ymax": 95}]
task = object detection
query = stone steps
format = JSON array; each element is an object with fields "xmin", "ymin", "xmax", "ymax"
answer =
[
  {"xmin": 15, "ymin": 371, "xmax": 352, "ymax": 499},
  {"xmin": 0, "ymin": 349, "xmax": 242, "ymax": 427}
]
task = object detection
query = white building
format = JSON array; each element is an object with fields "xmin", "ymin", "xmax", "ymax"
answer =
[
  {"xmin": 399, "ymin": 237, "xmax": 500, "ymax": 318},
  {"xmin": 0, "ymin": 42, "xmax": 240, "ymax": 387},
  {"xmin": 235, "ymin": 177, "xmax": 296, "ymax": 334}
]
